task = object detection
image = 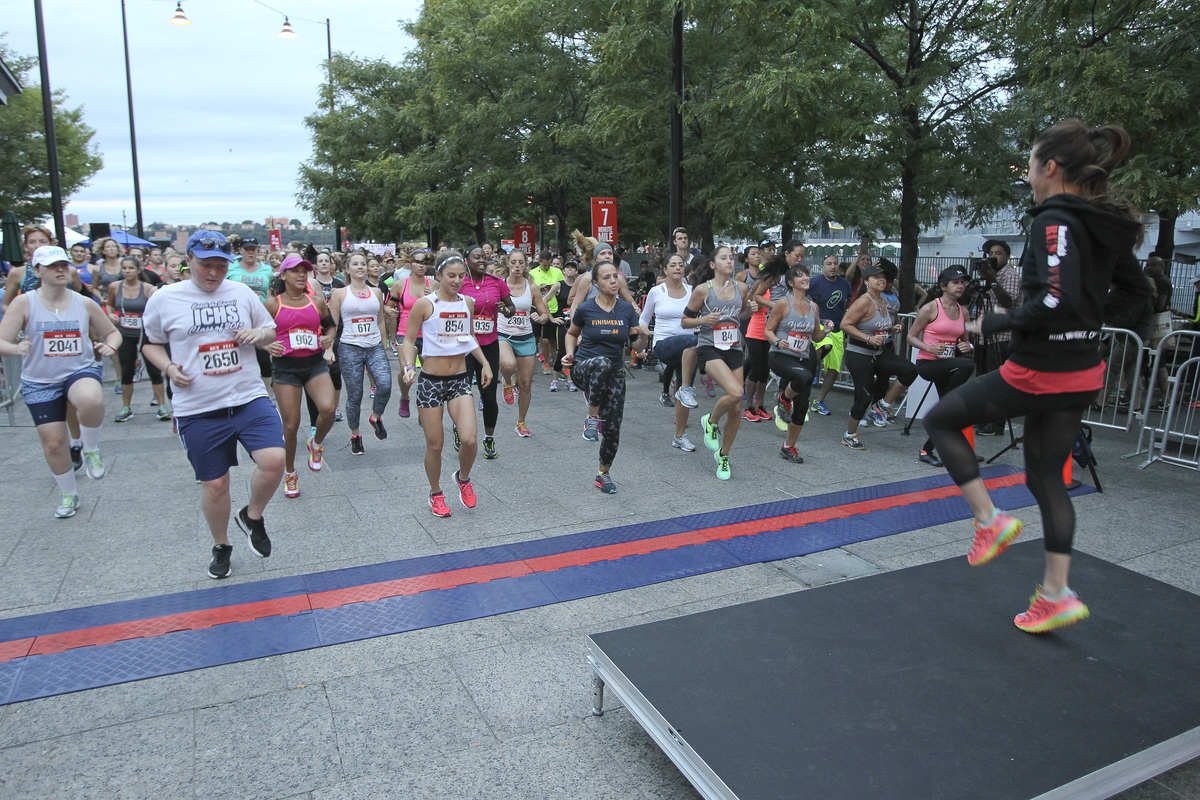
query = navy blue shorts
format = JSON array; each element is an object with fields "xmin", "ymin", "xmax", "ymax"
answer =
[
  {"xmin": 22, "ymin": 365, "xmax": 104, "ymax": 426},
  {"xmin": 176, "ymin": 396, "xmax": 284, "ymax": 482}
]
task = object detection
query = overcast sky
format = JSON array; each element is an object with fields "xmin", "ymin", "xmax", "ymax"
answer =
[{"xmin": 5, "ymin": 0, "xmax": 422, "ymax": 228}]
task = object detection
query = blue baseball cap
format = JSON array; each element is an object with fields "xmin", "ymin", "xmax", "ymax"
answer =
[{"xmin": 186, "ymin": 230, "xmax": 236, "ymax": 261}]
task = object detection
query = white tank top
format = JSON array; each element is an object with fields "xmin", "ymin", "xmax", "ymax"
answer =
[
  {"xmin": 419, "ymin": 294, "xmax": 478, "ymax": 358},
  {"xmin": 339, "ymin": 286, "xmax": 382, "ymax": 348},
  {"xmin": 497, "ymin": 279, "xmax": 534, "ymax": 338},
  {"xmin": 22, "ymin": 290, "xmax": 99, "ymax": 384}
]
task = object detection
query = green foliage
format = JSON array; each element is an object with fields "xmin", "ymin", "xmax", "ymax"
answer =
[
  {"xmin": 296, "ymin": 0, "xmax": 1196, "ymax": 277},
  {"xmin": 1015, "ymin": 0, "xmax": 1200, "ymax": 256},
  {"xmin": 0, "ymin": 38, "xmax": 103, "ymax": 226}
]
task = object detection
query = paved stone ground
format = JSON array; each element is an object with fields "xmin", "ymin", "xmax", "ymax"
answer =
[{"xmin": 0, "ymin": 357, "xmax": 1197, "ymax": 800}]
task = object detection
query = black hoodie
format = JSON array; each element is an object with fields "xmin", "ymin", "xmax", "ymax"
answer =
[{"xmin": 981, "ymin": 193, "xmax": 1149, "ymax": 373}]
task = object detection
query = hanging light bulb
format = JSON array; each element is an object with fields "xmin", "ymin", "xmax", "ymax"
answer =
[
  {"xmin": 279, "ymin": 17, "xmax": 298, "ymax": 38},
  {"xmin": 170, "ymin": 2, "xmax": 190, "ymax": 25}
]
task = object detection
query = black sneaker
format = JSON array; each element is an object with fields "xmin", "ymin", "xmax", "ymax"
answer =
[
  {"xmin": 369, "ymin": 414, "xmax": 387, "ymax": 440},
  {"xmin": 70, "ymin": 445, "xmax": 83, "ymax": 472},
  {"xmin": 350, "ymin": 434, "xmax": 365, "ymax": 455},
  {"xmin": 208, "ymin": 544, "xmax": 233, "ymax": 579},
  {"xmin": 918, "ymin": 449, "xmax": 943, "ymax": 467},
  {"xmin": 483, "ymin": 436, "xmax": 498, "ymax": 459},
  {"xmin": 236, "ymin": 505, "xmax": 271, "ymax": 558},
  {"xmin": 976, "ymin": 422, "xmax": 1004, "ymax": 436},
  {"xmin": 452, "ymin": 426, "xmax": 461, "ymax": 452}
]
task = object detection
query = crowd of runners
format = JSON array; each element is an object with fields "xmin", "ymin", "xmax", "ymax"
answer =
[{"xmin": 0, "ymin": 121, "xmax": 1158, "ymax": 633}]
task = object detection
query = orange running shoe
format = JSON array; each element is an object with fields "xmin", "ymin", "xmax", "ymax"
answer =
[
  {"xmin": 1015, "ymin": 586, "xmax": 1090, "ymax": 633},
  {"xmin": 503, "ymin": 382, "xmax": 515, "ymax": 405},
  {"xmin": 967, "ymin": 509, "xmax": 1022, "ymax": 566}
]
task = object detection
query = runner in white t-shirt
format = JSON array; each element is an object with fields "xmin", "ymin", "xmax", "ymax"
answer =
[{"xmin": 141, "ymin": 231, "xmax": 285, "ymax": 580}]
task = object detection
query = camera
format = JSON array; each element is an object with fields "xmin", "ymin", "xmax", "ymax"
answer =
[{"xmin": 971, "ymin": 256, "xmax": 1000, "ymax": 275}]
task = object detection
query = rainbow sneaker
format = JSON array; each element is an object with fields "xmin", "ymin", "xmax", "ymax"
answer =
[
  {"xmin": 1015, "ymin": 586, "xmax": 1090, "ymax": 633},
  {"xmin": 967, "ymin": 509, "xmax": 1022, "ymax": 566}
]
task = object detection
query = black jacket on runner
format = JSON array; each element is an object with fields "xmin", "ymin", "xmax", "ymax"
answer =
[{"xmin": 982, "ymin": 193, "xmax": 1150, "ymax": 373}]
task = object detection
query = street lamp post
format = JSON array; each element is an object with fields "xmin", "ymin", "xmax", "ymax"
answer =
[
  {"xmin": 32, "ymin": 0, "xmax": 65, "ymax": 245},
  {"xmin": 120, "ymin": 0, "xmax": 145, "ymax": 239}
]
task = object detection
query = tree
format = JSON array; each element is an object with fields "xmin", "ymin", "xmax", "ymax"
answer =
[
  {"xmin": 0, "ymin": 39, "xmax": 102, "ymax": 226},
  {"xmin": 1015, "ymin": 0, "xmax": 1200, "ymax": 262},
  {"xmin": 814, "ymin": 0, "xmax": 1025, "ymax": 310}
]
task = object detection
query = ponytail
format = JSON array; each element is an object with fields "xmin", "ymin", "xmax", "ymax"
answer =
[{"xmin": 1032, "ymin": 119, "xmax": 1141, "ymax": 233}]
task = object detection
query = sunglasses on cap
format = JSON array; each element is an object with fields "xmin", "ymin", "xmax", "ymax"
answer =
[{"xmin": 193, "ymin": 238, "xmax": 232, "ymax": 254}]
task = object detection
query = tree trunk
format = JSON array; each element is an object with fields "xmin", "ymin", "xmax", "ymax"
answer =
[
  {"xmin": 427, "ymin": 225, "xmax": 439, "ymax": 249},
  {"xmin": 781, "ymin": 217, "xmax": 794, "ymax": 245},
  {"xmin": 474, "ymin": 208, "xmax": 486, "ymax": 248},
  {"xmin": 700, "ymin": 201, "xmax": 715, "ymax": 254},
  {"xmin": 1154, "ymin": 208, "xmax": 1178, "ymax": 269},
  {"xmin": 898, "ymin": 153, "xmax": 921, "ymax": 313}
]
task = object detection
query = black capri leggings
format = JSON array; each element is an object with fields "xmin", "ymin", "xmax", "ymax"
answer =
[
  {"xmin": 914, "ymin": 356, "xmax": 974, "ymax": 452},
  {"xmin": 745, "ymin": 337, "xmax": 772, "ymax": 384},
  {"xmin": 844, "ymin": 350, "xmax": 918, "ymax": 420},
  {"xmin": 469, "ymin": 339, "xmax": 501, "ymax": 431},
  {"xmin": 768, "ymin": 351, "xmax": 816, "ymax": 426},
  {"xmin": 573, "ymin": 355, "xmax": 626, "ymax": 467},
  {"xmin": 118, "ymin": 335, "xmax": 162, "ymax": 387},
  {"xmin": 306, "ymin": 356, "xmax": 342, "ymax": 428},
  {"xmin": 924, "ymin": 369, "xmax": 1094, "ymax": 555}
]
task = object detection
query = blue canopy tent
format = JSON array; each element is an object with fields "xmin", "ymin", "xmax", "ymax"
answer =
[{"xmin": 78, "ymin": 229, "xmax": 155, "ymax": 248}]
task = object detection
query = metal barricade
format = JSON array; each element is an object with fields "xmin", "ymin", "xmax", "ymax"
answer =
[
  {"xmin": 0, "ymin": 354, "xmax": 20, "ymax": 426},
  {"xmin": 1082, "ymin": 327, "xmax": 1144, "ymax": 433},
  {"xmin": 1140, "ymin": 355, "xmax": 1200, "ymax": 470},
  {"xmin": 1128, "ymin": 329, "xmax": 1200, "ymax": 467}
]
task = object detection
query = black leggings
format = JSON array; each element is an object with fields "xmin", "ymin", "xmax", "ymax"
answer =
[
  {"xmin": 768, "ymin": 351, "xmax": 816, "ymax": 426},
  {"xmin": 924, "ymin": 369, "xmax": 1094, "ymax": 555},
  {"xmin": 745, "ymin": 337, "xmax": 771, "ymax": 383},
  {"xmin": 306, "ymin": 356, "xmax": 342, "ymax": 427},
  {"xmin": 550, "ymin": 315, "xmax": 568, "ymax": 373},
  {"xmin": 915, "ymin": 357, "xmax": 974, "ymax": 452},
  {"xmin": 117, "ymin": 335, "xmax": 162, "ymax": 387},
  {"xmin": 469, "ymin": 339, "xmax": 501, "ymax": 431},
  {"xmin": 844, "ymin": 350, "xmax": 918, "ymax": 420},
  {"xmin": 573, "ymin": 355, "xmax": 626, "ymax": 466}
]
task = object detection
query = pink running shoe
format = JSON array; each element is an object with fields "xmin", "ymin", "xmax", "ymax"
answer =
[
  {"xmin": 307, "ymin": 438, "xmax": 324, "ymax": 472},
  {"xmin": 455, "ymin": 470, "xmax": 477, "ymax": 508},
  {"xmin": 1014, "ymin": 586, "xmax": 1090, "ymax": 633},
  {"xmin": 284, "ymin": 471, "xmax": 299, "ymax": 498},
  {"xmin": 503, "ymin": 383, "xmax": 515, "ymax": 405},
  {"xmin": 967, "ymin": 509, "xmax": 1022, "ymax": 566},
  {"xmin": 397, "ymin": 398, "xmax": 410, "ymax": 418},
  {"xmin": 429, "ymin": 491, "xmax": 452, "ymax": 518}
]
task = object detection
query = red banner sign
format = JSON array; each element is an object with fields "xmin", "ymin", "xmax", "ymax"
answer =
[
  {"xmin": 268, "ymin": 229, "xmax": 282, "ymax": 250},
  {"xmin": 591, "ymin": 197, "xmax": 617, "ymax": 246},
  {"xmin": 513, "ymin": 224, "xmax": 535, "ymax": 257}
]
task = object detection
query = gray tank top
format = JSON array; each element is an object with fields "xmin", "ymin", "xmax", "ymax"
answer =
[
  {"xmin": 696, "ymin": 280, "xmax": 745, "ymax": 351},
  {"xmin": 21, "ymin": 290, "xmax": 98, "ymax": 384},
  {"xmin": 770, "ymin": 294, "xmax": 819, "ymax": 359},
  {"xmin": 95, "ymin": 263, "xmax": 123, "ymax": 294},
  {"xmin": 585, "ymin": 283, "xmax": 599, "ymax": 303},
  {"xmin": 846, "ymin": 295, "xmax": 894, "ymax": 356},
  {"xmin": 114, "ymin": 282, "xmax": 149, "ymax": 338}
]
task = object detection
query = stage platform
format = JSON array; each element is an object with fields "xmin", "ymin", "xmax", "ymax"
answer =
[{"xmin": 588, "ymin": 541, "xmax": 1200, "ymax": 800}]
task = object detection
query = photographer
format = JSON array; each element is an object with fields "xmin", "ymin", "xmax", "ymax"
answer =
[{"xmin": 973, "ymin": 239, "xmax": 1021, "ymax": 435}]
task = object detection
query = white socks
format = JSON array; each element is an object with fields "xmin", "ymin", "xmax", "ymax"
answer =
[
  {"xmin": 80, "ymin": 424, "xmax": 102, "ymax": 452},
  {"xmin": 53, "ymin": 469, "xmax": 78, "ymax": 496}
]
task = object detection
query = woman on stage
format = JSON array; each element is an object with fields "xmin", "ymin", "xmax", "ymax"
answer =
[{"xmin": 924, "ymin": 120, "xmax": 1150, "ymax": 632}]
